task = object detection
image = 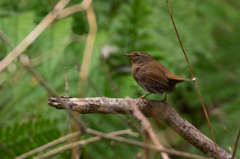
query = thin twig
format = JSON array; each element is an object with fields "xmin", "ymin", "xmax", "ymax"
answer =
[
  {"xmin": 72, "ymin": 58, "xmax": 103, "ymax": 97},
  {"xmin": 36, "ymin": 129, "xmax": 137, "ymax": 159},
  {"xmin": 0, "ymin": 0, "xmax": 70, "ymax": 72},
  {"xmin": 144, "ymin": 133, "xmax": 150, "ymax": 159},
  {"xmin": 64, "ymin": 67, "xmax": 69, "ymax": 97},
  {"xmin": 110, "ymin": 141, "xmax": 120, "ymax": 159},
  {"xmin": 0, "ymin": 28, "xmax": 15, "ymax": 50},
  {"xmin": 64, "ymin": 67, "xmax": 78, "ymax": 159},
  {"xmin": 232, "ymin": 125, "xmax": 240, "ymax": 159},
  {"xmin": 64, "ymin": 67, "xmax": 71, "ymax": 133},
  {"xmin": 0, "ymin": 142, "xmax": 16, "ymax": 158},
  {"xmin": 56, "ymin": 0, "xmax": 92, "ymax": 20},
  {"xmin": 20, "ymin": 55, "xmax": 58, "ymax": 97},
  {"xmin": 165, "ymin": 1, "xmax": 221, "ymax": 158},
  {"xmin": 129, "ymin": 101, "xmax": 169, "ymax": 159},
  {"xmin": 99, "ymin": 52, "xmax": 120, "ymax": 97}
]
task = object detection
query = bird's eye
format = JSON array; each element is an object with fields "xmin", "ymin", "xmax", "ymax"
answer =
[{"xmin": 135, "ymin": 53, "xmax": 139, "ymax": 56}]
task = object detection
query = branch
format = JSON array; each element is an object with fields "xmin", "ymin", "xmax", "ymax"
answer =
[{"xmin": 48, "ymin": 97, "xmax": 232, "ymax": 159}]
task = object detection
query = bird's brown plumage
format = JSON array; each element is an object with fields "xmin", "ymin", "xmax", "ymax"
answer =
[{"xmin": 123, "ymin": 51, "xmax": 192, "ymax": 99}]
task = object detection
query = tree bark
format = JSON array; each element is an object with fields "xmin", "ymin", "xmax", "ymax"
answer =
[{"xmin": 48, "ymin": 97, "xmax": 232, "ymax": 159}]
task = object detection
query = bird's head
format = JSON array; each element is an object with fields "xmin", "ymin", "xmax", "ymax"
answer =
[{"xmin": 122, "ymin": 51, "xmax": 154, "ymax": 65}]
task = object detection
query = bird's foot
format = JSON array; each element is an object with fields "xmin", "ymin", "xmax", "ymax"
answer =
[
  {"xmin": 163, "ymin": 94, "xmax": 167, "ymax": 102},
  {"xmin": 139, "ymin": 95, "xmax": 146, "ymax": 99},
  {"xmin": 138, "ymin": 93, "xmax": 152, "ymax": 99}
]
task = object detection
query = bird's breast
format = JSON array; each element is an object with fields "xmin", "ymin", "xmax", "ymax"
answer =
[{"xmin": 131, "ymin": 65, "xmax": 139, "ymax": 76}]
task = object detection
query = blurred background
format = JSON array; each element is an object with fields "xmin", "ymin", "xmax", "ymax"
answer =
[{"xmin": 0, "ymin": 0, "xmax": 240, "ymax": 158}]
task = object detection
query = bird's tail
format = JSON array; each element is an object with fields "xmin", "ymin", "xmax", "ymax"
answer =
[{"xmin": 168, "ymin": 74, "xmax": 193, "ymax": 83}]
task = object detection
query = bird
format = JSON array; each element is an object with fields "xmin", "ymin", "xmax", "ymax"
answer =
[{"xmin": 122, "ymin": 51, "xmax": 192, "ymax": 101}]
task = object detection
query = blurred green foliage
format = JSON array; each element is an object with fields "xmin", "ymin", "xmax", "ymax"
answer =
[{"xmin": 0, "ymin": 0, "xmax": 240, "ymax": 158}]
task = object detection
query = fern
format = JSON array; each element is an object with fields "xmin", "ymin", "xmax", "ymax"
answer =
[{"xmin": 0, "ymin": 0, "xmax": 240, "ymax": 158}]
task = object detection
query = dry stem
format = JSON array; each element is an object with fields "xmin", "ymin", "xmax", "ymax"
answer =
[
  {"xmin": 165, "ymin": 0, "xmax": 220, "ymax": 158},
  {"xmin": 78, "ymin": 4, "xmax": 97, "ymax": 96},
  {"xmin": 0, "ymin": 0, "xmax": 70, "ymax": 72}
]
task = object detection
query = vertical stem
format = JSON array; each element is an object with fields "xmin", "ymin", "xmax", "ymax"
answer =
[
  {"xmin": 78, "ymin": 5, "xmax": 97, "ymax": 96},
  {"xmin": 232, "ymin": 125, "xmax": 240, "ymax": 159},
  {"xmin": 165, "ymin": 0, "xmax": 221, "ymax": 158}
]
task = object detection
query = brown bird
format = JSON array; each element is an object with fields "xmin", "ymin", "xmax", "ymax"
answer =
[{"xmin": 122, "ymin": 51, "xmax": 192, "ymax": 101}]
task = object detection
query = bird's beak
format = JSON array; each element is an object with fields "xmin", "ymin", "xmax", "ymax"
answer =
[{"xmin": 122, "ymin": 54, "xmax": 130, "ymax": 57}]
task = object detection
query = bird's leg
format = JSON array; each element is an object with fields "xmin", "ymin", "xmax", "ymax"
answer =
[
  {"xmin": 139, "ymin": 93, "xmax": 152, "ymax": 99},
  {"xmin": 163, "ymin": 93, "xmax": 167, "ymax": 102}
]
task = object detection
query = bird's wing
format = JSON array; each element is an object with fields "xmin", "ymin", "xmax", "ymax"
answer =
[
  {"xmin": 135, "ymin": 70, "xmax": 170, "ymax": 95},
  {"xmin": 148, "ymin": 60, "xmax": 192, "ymax": 82}
]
